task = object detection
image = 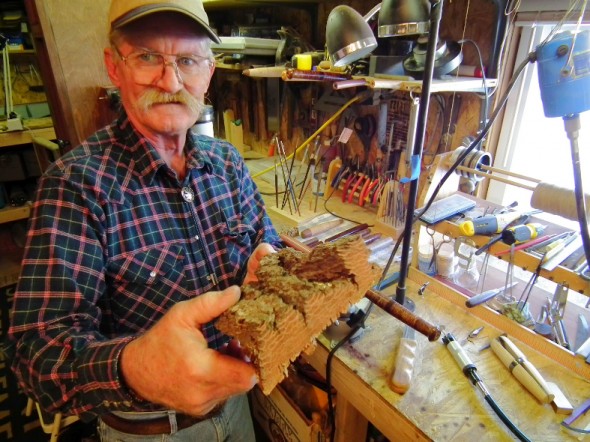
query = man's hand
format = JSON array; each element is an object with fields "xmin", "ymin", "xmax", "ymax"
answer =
[
  {"xmin": 120, "ymin": 286, "xmax": 257, "ymax": 416},
  {"xmin": 243, "ymin": 243, "xmax": 276, "ymax": 285}
]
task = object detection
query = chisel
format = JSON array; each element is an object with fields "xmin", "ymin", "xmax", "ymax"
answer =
[{"xmin": 466, "ymin": 282, "xmax": 518, "ymax": 308}]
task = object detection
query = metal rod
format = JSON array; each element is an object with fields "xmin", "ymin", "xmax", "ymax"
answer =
[{"xmin": 395, "ymin": 0, "xmax": 443, "ymax": 306}]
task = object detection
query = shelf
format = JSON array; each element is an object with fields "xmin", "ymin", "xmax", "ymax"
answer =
[
  {"xmin": 0, "ymin": 203, "xmax": 31, "ymax": 224},
  {"xmin": 0, "ymin": 250, "xmax": 23, "ymax": 288},
  {"xmin": 6, "ymin": 49, "xmax": 35, "ymax": 55},
  {"xmin": 422, "ymin": 194, "xmax": 590, "ymax": 295},
  {"xmin": 0, "ymin": 126, "xmax": 56, "ymax": 149}
]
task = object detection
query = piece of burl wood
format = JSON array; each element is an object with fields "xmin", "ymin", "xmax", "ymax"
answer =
[{"xmin": 216, "ymin": 235, "xmax": 380, "ymax": 394}]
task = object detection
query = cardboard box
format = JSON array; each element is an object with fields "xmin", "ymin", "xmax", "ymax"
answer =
[{"xmin": 251, "ymin": 385, "xmax": 325, "ymax": 442}]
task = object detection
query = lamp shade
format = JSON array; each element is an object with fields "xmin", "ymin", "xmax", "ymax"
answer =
[
  {"xmin": 326, "ymin": 5, "xmax": 378, "ymax": 67},
  {"xmin": 378, "ymin": 0, "xmax": 430, "ymax": 37}
]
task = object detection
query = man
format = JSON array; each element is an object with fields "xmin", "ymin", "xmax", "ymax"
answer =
[{"xmin": 7, "ymin": 0, "xmax": 281, "ymax": 440}]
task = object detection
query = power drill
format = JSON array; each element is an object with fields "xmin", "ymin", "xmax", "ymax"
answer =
[{"xmin": 501, "ymin": 223, "xmax": 545, "ymax": 245}]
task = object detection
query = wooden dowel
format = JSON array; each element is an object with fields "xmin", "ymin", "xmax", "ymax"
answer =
[
  {"xmin": 280, "ymin": 234, "xmax": 442, "ymax": 342},
  {"xmin": 479, "ymin": 165, "xmax": 542, "ymax": 184},
  {"xmin": 455, "ymin": 166, "xmax": 537, "ymax": 191}
]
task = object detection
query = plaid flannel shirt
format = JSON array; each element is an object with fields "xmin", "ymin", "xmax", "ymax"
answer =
[{"xmin": 7, "ymin": 113, "xmax": 280, "ymax": 419}]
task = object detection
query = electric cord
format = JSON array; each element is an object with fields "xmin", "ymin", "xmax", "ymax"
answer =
[
  {"xmin": 325, "ymin": 303, "xmax": 374, "ymax": 442},
  {"xmin": 458, "ymin": 38, "xmax": 491, "ymax": 124},
  {"xmin": 378, "ymin": 51, "xmax": 534, "ymax": 286},
  {"xmin": 442, "ymin": 333, "xmax": 532, "ymax": 442}
]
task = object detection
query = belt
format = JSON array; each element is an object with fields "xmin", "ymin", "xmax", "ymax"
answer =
[{"xmin": 101, "ymin": 411, "xmax": 210, "ymax": 435}]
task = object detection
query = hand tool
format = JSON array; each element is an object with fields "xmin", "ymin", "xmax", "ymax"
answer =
[
  {"xmin": 466, "ymin": 282, "xmax": 518, "ymax": 308},
  {"xmin": 276, "ymin": 145, "xmax": 293, "ymax": 214},
  {"xmin": 313, "ymin": 158, "xmax": 323, "ymax": 212},
  {"xmin": 280, "ymin": 234, "xmax": 442, "ymax": 341},
  {"xmin": 490, "ymin": 335, "xmax": 555, "ymax": 404},
  {"xmin": 525, "ymin": 230, "xmax": 575, "ymax": 253},
  {"xmin": 540, "ymin": 233, "xmax": 582, "ymax": 271},
  {"xmin": 546, "ymin": 382, "xmax": 574, "ymax": 415},
  {"xmin": 282, "ymin": 139, "xmax": 299, "ymax": 212},
  {"xmin": 442, "ymin": 333, "xmax": 532, "ymax": 442},
  {"xmin": 474, "ymin": 213, "xmax": 531, "ymax": 255},
  {"xmin": 548, "ymin": 283, "xmax": 570, "ymax": 350},
  {"xmin": 274, "ymin": 158, "xmax": 279, "ymax": 208},
  {"xmin": 494, "ymin": 233, "xmax": 553, "ymax": 256},
  {"xmin": 297, "ymin": 138, "xmax": 319, "ymax": 202},
  {"xmin": 501, "ymin": 223, "xmax": 545, "ymax": 245},
  {"xmin": 458, "ymin": 211, "xmax": 527, "ymax": 236},
  {"xmin": 516, "ymin": 251, "xmax": 547, "ymax": 312},
  {"xmin": 300, "ymin": 219, "xmax": 343, "ymax": 239},
  {"xmin": 487, "ymin": 244, "xmax": 517, "ymax": 311},
  {"xmin": 359, "ymin": 174, "xmax": 380, "ymax": 207},
  {"xmin": 347, "ymin": 169, "xmax": 368, "ymax": 204},
  {"xmin": 425, "ymin": 227, "xmax": 452, "ymax": 274},
  {"xmin": 561, "ymin": 398, "xmax": 590, "ymax": 435},
  {"xmin": 574, "ymin": 313, "xmax": 590, "ymax": 353},
  {"xmin": 373, "ymin": 272, "xmax": 399, "ymax": 291},
  {"xmin": 391, "ymin": 298, "xmax": 417, "ymax": 394},
  {"xmin": 341, "ymin": 167, "xmax": 358, "ymax": 202}
]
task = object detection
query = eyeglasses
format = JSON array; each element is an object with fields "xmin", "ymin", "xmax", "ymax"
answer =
[{"xmin": 115, "ymin": 47, "xmax": 213, "ymax": 84}]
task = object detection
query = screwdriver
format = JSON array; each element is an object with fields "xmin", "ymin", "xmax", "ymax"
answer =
[
  {"xmin": 458, "ymin": 211, "xmax": 526, "ymax": 236},
  {"xmin": 501, "ymin": 223, "xmax": 545, "ymax": 246}
]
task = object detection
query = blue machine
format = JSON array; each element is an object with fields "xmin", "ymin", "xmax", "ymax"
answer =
[{"xmin": 536, "ymin": 30, "xmax": 590, "ymax": 118}]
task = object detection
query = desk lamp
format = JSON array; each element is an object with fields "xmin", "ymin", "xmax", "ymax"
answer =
[{"xmin": 326, "ymin": 0, "xmax": 443, "ymax": 306}]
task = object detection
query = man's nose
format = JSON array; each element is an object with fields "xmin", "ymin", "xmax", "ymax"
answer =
[{"xmin": 157, "ymin": 61, "xmax": 184, "ymax": 91}]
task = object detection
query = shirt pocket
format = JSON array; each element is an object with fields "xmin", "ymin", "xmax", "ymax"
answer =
[
  {"xmin": 217, "ymin": 214, "xmax": 256, "ymax": 273},
  {"xmin": 105, "ymin": 244, "xmax": 187, "ymax": 327},
  {"xmin": 108, "ymin": 244, "xmax": 186, "ymax": 285}
]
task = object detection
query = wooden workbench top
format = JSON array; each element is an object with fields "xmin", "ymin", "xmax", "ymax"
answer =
[{"xmin": 304, "ymin": 271, "xmax": 590, "ymax": 441}]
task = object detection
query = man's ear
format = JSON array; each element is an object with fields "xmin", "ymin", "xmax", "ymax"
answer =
[
  {"xmin": 104, "ymin": 47, "xmax": 122, "ymax": 87},
  {"xmin": 206, "ymin": 62, "xmax": 215, "ymax": 88}
]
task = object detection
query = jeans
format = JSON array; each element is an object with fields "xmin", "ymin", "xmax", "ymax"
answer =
[{"xmin": 98, "ymin": 394, "xmax": 255, "ymax": 442}]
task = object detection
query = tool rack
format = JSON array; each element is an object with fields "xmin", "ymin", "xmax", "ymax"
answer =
[{"xmin": 412, "ymin": 191, "xmax": 590, "ymax": 371}]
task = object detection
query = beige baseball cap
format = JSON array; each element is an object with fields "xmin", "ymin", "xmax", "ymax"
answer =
[{"xmin": 109, "ymin": 0, "xmax": 221, "ymax": 43}]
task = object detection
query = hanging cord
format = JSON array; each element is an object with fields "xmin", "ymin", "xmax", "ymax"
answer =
[
  {"xmin": 458, "ymin": 39, "xmax": 491, "ymax": 125},
  {"xmin": 378, "ymin": 51, "xmax": 534, "ymax": 286},
  {"xmin": 325, "ymin": 303, "xmax": 374, "ymax": 442}
]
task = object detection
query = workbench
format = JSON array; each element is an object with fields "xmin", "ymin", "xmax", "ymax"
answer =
[
  {"xmin": 248, "ymin": 157, "xmax": 590, "ymax": 441},
  {"xmin": 305, "ymin": 269, "xmax": 590, "ymax": 441}
]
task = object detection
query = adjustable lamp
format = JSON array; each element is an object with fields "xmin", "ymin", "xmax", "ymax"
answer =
[
  {"xmin": 378, "ymin": 0, "xmax": 430, "ymax": 37},
  {"xmin": 326, "ymin": 5, "xmax": 378, "ymax": 67},
  {"xmin": 325, "ymin": 0, "xmax": 444, "ymax": 306}
]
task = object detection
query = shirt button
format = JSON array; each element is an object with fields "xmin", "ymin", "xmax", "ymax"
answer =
[
  {"xmin": 150, "ymin": 271, "xmax": 157, "ymax": 278},
  {"xmin": 181, "ymin": 187, "xmax": 195, "ymax": 202},
  {"xmin": 195, "ymin": 235, "xmax": 200, "ymax": 240}
]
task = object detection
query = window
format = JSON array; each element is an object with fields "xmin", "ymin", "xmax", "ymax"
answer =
[{"xmin": 486, "ymin": 3, "xmax": 590, "ymax": 230}]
